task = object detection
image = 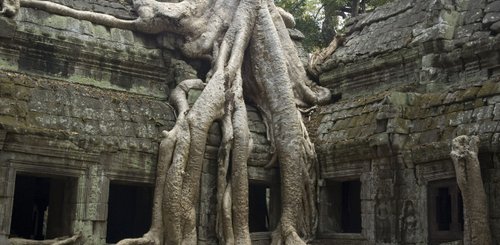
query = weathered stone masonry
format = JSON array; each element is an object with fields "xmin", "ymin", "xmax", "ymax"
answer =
[
  {"xmin": 311, "ymin": 0, "xmax": 500, "ymax": 244},
  {"xmin": 2, "ymin": 0, "xmax": 500, "ymax": 244},
  {"xmin": 0, "ymin": 0, "xmax": 276, "ymax": 243},
  {"xmin": 0, "ymin": 0, "xmax": 178, "ymax": 243}
]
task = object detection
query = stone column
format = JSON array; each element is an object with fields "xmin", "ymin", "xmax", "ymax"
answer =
[
  {"xmin": 74, "ymin": 164, "xmax": 109, "ymax": 244},
  {"xmin": 0, "ymin": 165, "xmax": 15, "ymax": 242},
  {"xmin": 372, "ymin": 157, "xmax": 397, "ymax": 244}
]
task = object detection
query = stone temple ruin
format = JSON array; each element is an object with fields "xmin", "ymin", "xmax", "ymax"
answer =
[{"xmin": 1, "ymin": 0, "xmax": 500, "ymax": 244}]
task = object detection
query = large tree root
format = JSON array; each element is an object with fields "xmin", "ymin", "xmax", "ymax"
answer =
[
  {"xmin": 450, "ymin": 136, "xmax": 492, "ymax": 245},
  {"xmin": 2, "ymin": 0, "xmax": 331, "ymax": 244},
  {"xmin": 9, "ymin": 233, "xmax": 81, "ymax": 245}
]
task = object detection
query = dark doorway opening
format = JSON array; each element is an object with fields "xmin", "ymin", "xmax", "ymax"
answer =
[
  {"xmin": 106, "ymin": 182, "xmax": 153, "ymax": 244},
  {"xmin": 248, "ymin": 184, "xmax": 270, "ymax": 232},
  {"xmin": 10, "ymin": 174, "xmax": 76, "ymax": 240},
  {"xmin": 428, "ymin": 179, "xmax": 464, "ymax": 245},
  {"xmin": 340, "ymin": 181, "xmax": 362, "ymax": 233},
  {"xmin": 321, "ymin": 179, "xmax": 362, "ymax": 234}
]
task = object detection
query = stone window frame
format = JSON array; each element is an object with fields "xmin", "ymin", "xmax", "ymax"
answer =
[
  {"xmin": 4, "ymin": 160, "xmax": 86, "ymax": 239},
  {"xmin": 427, "ymin": 178, "xmax": 464, "ymax": 245},
  {"xmin": 317, "ymin": 174, "xmax": 365, "ymax": 241},
  {"xmin": 247, "ymin": 166, "xmax": 280, "ymax": 242},
  {"xmin": 104, "ymin": 172, "xmax": 156, "ymax": 244},
  {"xmin": 416, "ymin": 158, "xmax": 473, "ymax": 245},
  {"xmin": 105, "ymin": 180, "xmax": 154, "ymax": 244}
]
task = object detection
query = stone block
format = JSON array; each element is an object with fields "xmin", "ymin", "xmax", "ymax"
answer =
[
  {"xmin": 449, "ymin": 110, "xmax": 472, "ymax": 126},
  {"xmin": 479, "ymin": 120, "xmax": 499, "ymax": 133},
  {"xmin": 488, "ymin": 95, "xmax": 500, "ymax": 105},
  {"xmin": 483, "ymin": 12, "xmax": 500, "ymax": 24},
  {"xmin": 419, "ymin": 129, "xmax": 441, "ymax": 144},
  {"xmin": 91, "ymin": 221, "xmax": 107, "ymax": 240},
  {"xmin": 85, "ymin": 203, "xmax": 108, "ymax": 221},
  {"xmin": 0, "ymin": 196, "xmax": 13, "ymax": 234},
  {"xmin": 464, "ymin": 8, "xmax": 485, "ymax": 24},
  {"xmin": 477, "ymin": 81, "xmax": 500, "ymax": 97},
  {"xmin": 387, "ymin": 118, "xmax": 410, "ymax": 134},
  {"xmin": 0, "ymin": 130, "xmax": 5, "ymax": 151},
  {"xmin": 471, "ymin": 30, "xmax": 491, "ymax": 40},
  {"xmin": 74, "ymin": 203, "xmax": 86, "ymax": 220},
  {"xmin": 391, "ymin": 134, "xmax": 408, "ymax": 152},
  {"xmin": 0, "ymin": 17, "xmax": 16, "ymax": 38},
  {"xmin": 473, "ymin": 105, "xmax": 494, "ymax": 120},
  {"xmin": 486, "ymin": 1, "xmax": 500, "ymax": 12}
]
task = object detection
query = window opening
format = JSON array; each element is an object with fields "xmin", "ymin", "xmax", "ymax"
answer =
[
  {"xmin": 106, "ymin": 182, "xmax": 153, "ymax": 243},
  {"xmin": 340, "ymin": 180, "xmax": 362, "ymax": 233},
  {"xmin": 436, "ymin": 187, "xmax": 452, "ymax": 231},
  {"xmin": 10, "ymin": 174, "xmax": 76, "ymax": 240},
  {"xmin": 320, "ymin": 179, "xmax": 362, "ymax": 234},
  {"xmin": 428, "ymin": 180, "xmax": 464, "ymax": 244},
  {"xmin": 248, "ymin": 184, "xmax": 270, "ymax": 232}
]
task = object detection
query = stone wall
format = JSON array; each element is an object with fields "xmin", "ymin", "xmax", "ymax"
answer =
[
  {"xmin": 0, "ymin": 70, "xmax": 176, "ymax": 243},
  {"xmin": 312, "ymin": 0, "xmax": 500, "ymax": 244},
  {"xmin": 0, "ymin": 1, "xmax": 178, "ymax": 241},
  {"xmin": 0, "ymin": 1, "xmax": 275, "ymax": 244},
  {"xmin": 317, "ymin": 0, "xmax": 500, "ymax": 98}
]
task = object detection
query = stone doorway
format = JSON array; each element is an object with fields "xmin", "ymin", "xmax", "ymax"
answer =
[
  {"xmin": 105, "ymin": 182, "xmax": 153, "ymax": 244},
  {"xmin": 320, "ymin": 179, "xmax": 362, "ymax": 234},
  {"xmin": 428, "ymin": 179, "xmax": 464, "ymax": 245},
  {"xmin": 248, "ymin": 184, "xmax": 271, "ymax": 232},
  {"xmin": 9, "ymin": 174, "xmax": 76, "ymax": 240}
]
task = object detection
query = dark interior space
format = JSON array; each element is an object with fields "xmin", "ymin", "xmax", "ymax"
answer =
[
  {"xmin": 248, "ymin": 184, "xmax": 270, "ymax": 232},
  {"xmin": 436, "ymin": 187, "xmax": 452, "ymax": 231},
  {"xmin": 321, "ymin": 179, "xmax": 362, "ymax": 234},
  {"xmin": 340, "ymin": 180, "xmax": 362, "ymax": 233},
  {"xmin": 428, "ymin": 179, "xmax": 464, "ymax": 244},
  {"xmin": 106, "ymin": 182, "xmax": 153, "ymax": 243},
  {"xmin": 10, "ymin": 174, "xmax": 75, "ymax": 240}
]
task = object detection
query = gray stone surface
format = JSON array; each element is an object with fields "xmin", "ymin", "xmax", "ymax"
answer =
[
  {"xmin": 319, "ymin": 0, "xmax": 500, "ymax": 98},
  {"xmin": 3, "ymin": 0, "xmax": 500, "ymax": 244},
  {"xmin": 312, "ymin": 0, "xmax": 500, "ymax": 244}
]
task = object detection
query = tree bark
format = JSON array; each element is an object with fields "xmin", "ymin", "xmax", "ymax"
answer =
[
  {"xmin": 9, "ymin": 233, "xmax": 81, "ymax": 245},
  {"xmin": 450, "ymin": 135, "xmax": 492, "ymax": 245}
]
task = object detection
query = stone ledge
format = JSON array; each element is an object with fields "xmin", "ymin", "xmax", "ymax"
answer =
[
  {"xmin": 1, "ymin": 8, "xmax": 171, "ymax": 99},
  {"xmin": 313, "ymin": 77, "xmax": 500, "ymax": 170}
]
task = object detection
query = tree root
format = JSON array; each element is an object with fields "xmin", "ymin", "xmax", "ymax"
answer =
[
  {"xmin": 450, "ymin": 136, "xmax": 492, "ymax": 245},
  {"xmin": 9, "ymin": 233, "xmax": 81, "ymax": 245},
  {"xmin": 307, "ymin": 35, "xmax": 344, "ymax": 78}
]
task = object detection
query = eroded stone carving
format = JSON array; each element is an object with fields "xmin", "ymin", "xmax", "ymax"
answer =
[{"xmin": 0, "ymin": 0, "xmax": 19, "ymax": 17}]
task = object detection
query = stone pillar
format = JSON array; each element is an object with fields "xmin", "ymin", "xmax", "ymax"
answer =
[
  {"xmin": 372, "ymin": 157, "xmax": 397, "ymax": 244},
  {"xmin": 360, "ymin": 172, "xmax": 375, "ymax": 242},
  {"xmin": 0, "ymin": 165, "xmax": 15, "ymax": 241},
  {"xmin": 74, "ymin": 164, "xmax": 109, "ymax": 244}
]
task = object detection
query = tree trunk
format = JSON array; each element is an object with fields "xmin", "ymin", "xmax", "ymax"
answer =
[
  {"xmin": 450, "ymin": 135, "xmax": 492, "ymax": 245},
  {"xmin": 9, "ymin": 233, "xmax": 81, "ymax": 245}
]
